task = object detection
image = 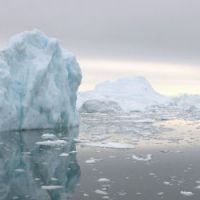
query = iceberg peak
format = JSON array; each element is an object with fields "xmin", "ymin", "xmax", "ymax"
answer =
[{"xmin": 0, "ymin": 30, "xmax": 82, "ymax": 131}]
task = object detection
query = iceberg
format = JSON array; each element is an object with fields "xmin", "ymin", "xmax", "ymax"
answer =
[
  {"xmin": 78, "ymin": 76, "xmax": 170, "ymax": 113},
  {"xmin": 174, "ymin": 94, "xmax": 200, "ymax": 110},
  {"xmin": 79, "ymin": 99, "xmax": 122, "ymax": 113},
  {"xmin": 0, "ymin": 30, "xmax": 82, "ymax": 131}
]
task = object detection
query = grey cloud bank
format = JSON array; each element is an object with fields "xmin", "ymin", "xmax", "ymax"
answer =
[{"xmin": 0, "ymin": 0, "xmax": 200, "ymax": 64}]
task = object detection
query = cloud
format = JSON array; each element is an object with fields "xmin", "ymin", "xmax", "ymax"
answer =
[{"xmin": 0, "ymin": 0, "xmax": 200, "ymax": 64}]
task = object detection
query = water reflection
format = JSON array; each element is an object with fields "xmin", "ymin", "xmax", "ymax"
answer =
[{"xmin": 0, "ymin": 128, "xmax": 80, "ymax": 200}]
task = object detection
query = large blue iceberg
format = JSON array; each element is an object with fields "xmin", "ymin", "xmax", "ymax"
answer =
[{"xmin": 0, "ymin": 30, "xmax": 82, "ymax": 131}]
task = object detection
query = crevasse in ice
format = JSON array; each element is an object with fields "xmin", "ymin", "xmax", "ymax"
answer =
[{"xmin": 0, "ymin": 30, "xmax": 82, "ymax": 131}]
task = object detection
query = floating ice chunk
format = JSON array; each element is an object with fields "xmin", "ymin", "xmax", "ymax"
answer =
[
  {"xmin": 85, "ymin": 158, "xmax": 102, "ymax": 164},
  {"xmin": 59, "ymin": 153, "xmax": 69, "ymax": 157},
  {"xmin": 196, "ymin": 180, "xmax": 200, "ymax": 184},
  {"xmin": 132, "ymin": 154, "xmax": 152, "ymax": 161},
  {"xmin": 97, "ymin": 178, "xmax": 111, "ymax": 182},
  {"xmin": 82, "ymin": 142, "xmax": 135, "ymax": 149},
  {"xmin": 118, "ymin": 191, "xmax": 127, "ymax": 196},
  {"xmin": 36, "ymin": 140, "xmax": 67, "ymax": 146},
  {"xmin": 15, "ymin": 169, "xmax": 25, "ymax": 173},
  {"xmin": 85, "ymin": 158, "xmax": 96, "ymax": 164},
  {"xmin": 102, "ymin": 196, "xmax": 109, "ymax": 199},
  {"xmin": 69, "ymin": 150, "xmax": 77, "ymax": 154},
  {"xmin": 41, "ymin": 133, "xmax": 56, "ymax": 140},
  {"xmin": 51, "ymin": 177, "xmax": 58, "ymax": 181},
  {"xmin": 95, "ymin": 189, "xmax": 108, "ymax": 195},
  {"xmin": 163, "ymin": 181, "xmax": 173, "ymax": 186},
  {"xmin": 195, "ymin": 185, "xmax": 200, "ymax": 189},
  {"xmin": 0, "ymin": 30, "xmax": 82, "ymax": 131},
  {"xmin": 41, "ymin": 185, "xmax": 64, "ymax": 190},
  {"xmin": 180, "ymin": 191, "xmax": 194, "ymax": 196}
]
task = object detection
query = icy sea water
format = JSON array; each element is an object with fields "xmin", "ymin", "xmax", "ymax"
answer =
[
  {"xmin": 1, "ymin": 117, "xmax": 200, "ymax": 200},
  {"xmin": 0, "ymin": 128, "xmax": 80, "ymax": 200}
]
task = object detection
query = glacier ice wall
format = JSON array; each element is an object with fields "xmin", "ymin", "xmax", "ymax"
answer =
[{"xmin": 0, "ymin": 30, "xmax": 82, "ymax": 131}]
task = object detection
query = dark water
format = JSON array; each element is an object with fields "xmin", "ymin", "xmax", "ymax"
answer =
[
  {"xmin": 1, "ymin": 127, "xmax": 200, "ymax": 200},
  {"xmin": 72, "ymin": 146, "xmax": 200, "ymax": 200}
]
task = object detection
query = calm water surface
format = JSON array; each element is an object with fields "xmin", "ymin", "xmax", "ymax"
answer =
[{"xmin": 1, "ymin": 120, "xmax": 200, "ymax": 200}]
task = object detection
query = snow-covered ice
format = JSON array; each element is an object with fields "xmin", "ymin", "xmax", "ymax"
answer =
[
  {"xmin": 78, "ymin": 76, "xmax": 170, "ymax": 113},
  {"xmin": 0, "ymin": 30, "xmax": 82, "ymax": 131}
]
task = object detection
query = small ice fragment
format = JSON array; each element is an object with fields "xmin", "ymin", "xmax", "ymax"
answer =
[
  {"xmin": 59, "ymin": 153, "xmax": 69, "ymax": 157},
  {"xmin": 85, "ymin": 158, "xmax": 102, "ymax": 164},
  {"xmin": 118, "ymin": 192, "xmax": 127, "ymax": 196},
  {"xmin": 51, "ymin": 177, "xmax": 58, "ymax": 181},
  {"xmin": 180, "ymin": 191, "xmax": 194, "ymax": 196},
  {"xmin": 97, "ymin": 178, "xmax": 110, "ymax": 182},
  {"xmin": 41, "ymin": 185, "xmax": 64, "ymax": 190},
  {"xmin": 195, "ymin": 185, "xmax": 200, "ymax": 189},
  {"xmin": 160, "ymin": 150, "xmax": 169, "ymax": 153},
  {"xmin": 15, "ymin": 169, "xmax": 25, "ymax": 173},
  {"xmin": 102, "ymin": 196, "xmax": 109, "ymax": 199},
  {"xmin": 85, "ymin": 158, "xmax": 96, "ymax": 164},
  {"xmin": 36, "ymin": 140, "xmax": 67, "ymax": 146},
  {"xmin": 95, "ymin": 189, "xmax": 108, "ymax": 195},
  {"xmin": 132, "ymin": 154, "xmax": 152, "ymax": 161},
  {"xmin": 157, "ymin": 192, "xmax": 164, "ymax": 196},
  {"xmin": 196, "ymin": 180, "xmax": 200, "ymax": 184},
  {"xmin": 41, "ymin": 133, "xmax": 56, "ymax": 140},
  {"xmin": 69, "ymin": 150, "xmax": 77, "ymax": 154},
  {"xmin": 83, "ymin": 193, "xmax": 89, "ymax": 197},
  {"xmin": 163, "ymin": 181, "xmax": 173, "ymax": 186}
]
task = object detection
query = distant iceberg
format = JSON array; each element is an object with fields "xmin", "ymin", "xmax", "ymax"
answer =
[
  {"xmin": 174, "ymin": 94, "xmax": 200, "ymax": 110},
  {"xmin": 0, "ymin": 30, "xmax": 82, "ymax": 131},
  {"xmin": 78, "ymin": 76, "xmax": 170, "ymax": 113},
  {"xmin": 79, "ymin": 99, "xmax": 122, "ymax": 113}
]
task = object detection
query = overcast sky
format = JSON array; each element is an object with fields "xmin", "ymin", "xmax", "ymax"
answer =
[{"xmin": 0, "ymin": 0, "xmax": 200, "ymax": 95}]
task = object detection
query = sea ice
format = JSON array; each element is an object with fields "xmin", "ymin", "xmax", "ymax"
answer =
[
  {"xmin": 132, "ymin": 154, "xmax": 152, "ymax": 161},
  {"xmin": 41, "ymin": 185, "xmax": 64, "ymax": 190},
  {"xmin": 95, "ymin": 189, "xmax": 108, "ymax": 195},
  {"xmin": 0, "ymin": 30, "xmax": 82, "ymax": 131},
  {"xmin": 82, "ymin": 142, "xmax": 135, "ymax": 149},
  {"xmin": 97, "ymin": 178, "xmax": 111, "ymax": 182},
  {"xmin": 36, "ymin": 139, "xmax": 67, "ymax": 146},
  {"xmin": 180, "ymin": 191, "xmax": 194, "ymax": 196}
]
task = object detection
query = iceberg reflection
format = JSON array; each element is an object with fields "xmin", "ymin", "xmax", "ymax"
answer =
[{"xmin": 0, "ymin": 128, "xmax": 80, "ymax": 200}]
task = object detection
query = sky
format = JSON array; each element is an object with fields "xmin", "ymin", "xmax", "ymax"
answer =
[{"xmin": 0, "ymin": 0, "xmax": 200, "ymax": 96}]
